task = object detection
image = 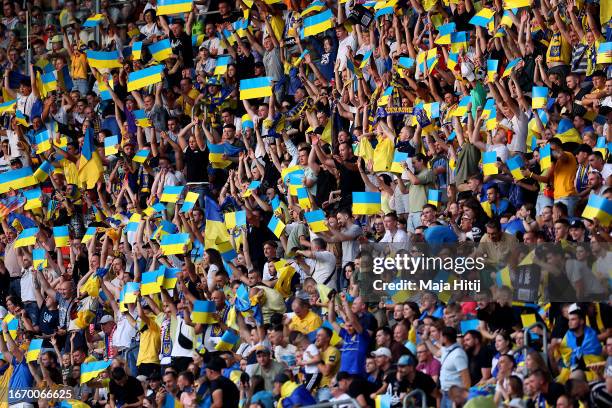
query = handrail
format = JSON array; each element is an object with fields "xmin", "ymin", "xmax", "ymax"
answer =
[
  {"xmin": 303, "ymin": 398, "xmax": 361, "ymax": 408},
  {"xmin": 523, "ymin": 321, "xmax": 548, "ymax": 368},
  {"xmin": 403, "ymin": 389, "xmax": 427, "ymax": 408}
]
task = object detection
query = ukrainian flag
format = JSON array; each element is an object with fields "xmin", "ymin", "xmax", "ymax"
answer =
[
  {"xmin": 162, "ymin": 266, "xmax": 179, "ymax": 289},
  {"xmin": 450, "ymin": 95, "xmax": 471, "ymax": 117},
  {"xmin": 582, "ymin": 195, "xmax": 612, "ymax": 227},
  {"xmin": 215, "ymin": 330, "xmax": 240, "ymax": 351},
  {"xmin": 239, "ymin": 77, "xmax": 272, "ymax": 100},
  {"xmin": 80, "ymin": 360, "xmax": 112, "ymax": 384},
  {"xmin": 0, "ymin": 166, "xmax": 37, "ymax": 194},
  {"xmin": 503, "ymin": 0, "xmax": 531, "ymax": 9},
  {"xmin": 496, "ymin": 266, "xmax": 513, "ymax": 288},
  {"xmin": 596, "ymin": 42, "xmax": 612, "ymax": 64},
  {"xmin": 374, "ymin": 0, "xmax": 395, "ymax": 18},
  {"xmin": 539, "ymin": 144, "xmax": 551, "ymax": 170},
  {"xmin": 594, "ymin": 137, "xmax": 608, "ymax": 158},
  {"xmin": 149, "ymin": 39, "xmax": 173, "ymax": 62},
  {"xmin": 424, "ymin": 102, "xmax": 440, "ymax": 119},
  {"xmin": 15, "ymin": 110, "xmax": 28, "ymax": 126},
  {"xmin": 207, "ymin": 142, "xmax": 232, "ymax": 168},
  {"xmin": 375, "ymin": 395, "xmax": 392, "ymax": 408},
  {"xmin": 3, "ymin": 313, "xmax": 17, "ymax": 340},
  {"xmin": 378, "ymin": 86, "xmax": 393, "ymax": 106},
  {"xmin": 296, "ymin": 187, "xmax": 312, "ymax": 209},
  {"xmin": 157, "ymin": 0, "xmax": 193, "ymax": 16},
  {"xmin": 482, "ymin": 151, "xmax": 499, "ymax": 176},
  {"xmin": 53, "ymin": 225, "xmax": 70, "ymax": 248},
  {"xmin": 126, "ymin": 213, "xmax": 141, "ymax": 232},
  {"xmin": 133, "ymin": 149, "xmax": 150, "ymax": 163},
  {"xmin": 485, "ymin": 107, "xmax": 497, "ymax": 131},
  {"xmin": 389, "ymin": 151, "xmax": 408, "ymax": 173},
  {"xmin": 502, "ymin": 57, "xmax": 522, "ymax": 77},
  {"xmin": 141, "ymin": 270, "xmax": 162, "ymax": 296},
  {"xmin": 446, "ymin": 52, "xmax": 459, "ymax": 71},
  {"xmin": 81, "ymin": 226, "xmax": 97, "ymax": 244},
  {"xmin": 204, "ymin": 194, "xmax": 231, "ymax": 244},
  {"xmin": 35, "ymin": 130, "xmax": 51, "ymax": 154},
  {"xmin": 180, "ymin": 191, "xmax": 199, "ymax": 213},
  {"xmin": 26, "ymin": 338, "xmax": 43, "ymax": 362},
  {"xmin": 304, "ymin": 209, "xmax": 328, "ymax": 232},
  {"xmin": 434, "ymin": 22, "xmax": 456, "ymax": 45},
  {"xmin": 426, "ymin": 51, "xmax": 439, "ymax": 73},
  {"xmin": 555, "ymin": 118, "xmax": 582, "ymax": 144},
  {"xmin": 14, "ymin": 227, "xmax": 39, "ymax": 248},
  {"xmin": 160, "ymin": 233, "xmax": 191, "ymax": 255},
  {"xmin": 352, "ymin": 192, "xmax": 381, "ymax": 215},
  {"xmin": 33, "ymin": 248, "xmax": 47, "ymax": 270},
  {"xmin": 225, "ymin": 210, "xmax": 246, "ymax": 230},
  {"xmin": 163, "ymin": 393, "xmax": 182, "ymax": 408},
  {"xmin": 99, "ymin": 77, "xmax": 114, "ymax": 101},
  {"xmin": 233, "ymin": 18, "xmax": 249, "ymax": 38},
  {"xmin": 303, "ymin": 9, "xmax": 333, "ymax": 37},
  {"xmin": 0, "ymin": 99, "xmax": 15, "ymax": 113},
  {"xmin": 23, "ymin": 188, "xmax": 42, "ymax": 211},
  {"xmin": 532, "ymin": 86, "xmax": 548, "ymax": 109},
  {"xmin": 104, "ymin": 135, "xmax": 119, "ymax": 155},
  {"xmin": 487, "ymin": 59, "xmax": 498, "ymax": 82},
  {"xmin": 450, "ymin": 31, "xmax": 469, "ymax": 53},
  {"xmin": 78, "ymin": 127, "xmax": 104, "ymax": 189},
  {"xmin": 160, "ymin": 185, "xmax": 184, "ymax": 203},
  {"xmin": 507, "ymin": 155, "xmax": 524, "ymax": 180},
  {"xmin": 132, "ymin": 41, "xmax": 143, "ymax": 61},
  {"xmin": 301, "ymin": 0, "xmax": 325, "ymax": 16},
  {"xmin": 122, "ymin": 282, "xmax": 140, "ymax": 304},
  {"xmin": 127, "ymin": 64, "xmax": 164, "ymax": 92},
  {"xmin": 192, "ymin": 300, "xmax": 218, "ymax": 324},
  {"xmin": 268, "ymin": 215, "xmax": 286, "ymax": 238},
  {"xmin": 133, "ymin": 109, "xmax": 151, "ymax": 127},
  {"xmin": 469, "ymin": 8, "xmax": 495, "ymax": 27},
  {"xmin": 427, "ymin": 189, "xmax": 440, "ymax": 207},
  {"xmin": 86, "ymin": 50, "xmax": 122, "ymax": 69},
  {"xmin": 41, "ymin": 71, "xmax": 57, "ymax": 95},
  {"xmin": 83, "ymin": 14, "xmax": 104, "ymax": 28},
  {"xmin": 214, "ymin": 55, "xmax": 230, "ymax": 76},
  {"xmin": 398, "ymin": 56, "xmax": 415, "ymax": 69}
]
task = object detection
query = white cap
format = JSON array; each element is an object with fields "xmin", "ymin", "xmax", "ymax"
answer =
[
  {"xmin": 371, "ymin": 347, "xmax": 392, "ymax": 358},
  {"xmin": 100, "ymin": 315, "xmax": 114, "ymax": 324},
  {"xmin": 568, "ymin": 303, "xmax": 581, "ymax": 314}
]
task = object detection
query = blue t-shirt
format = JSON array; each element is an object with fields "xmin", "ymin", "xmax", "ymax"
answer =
[
  {"xmin": 8, "ymin": 357, "xmax": 34, "ymax": 402},
  {"xmin": 339, "ymin": 328, "xmax": 370, "ymax": 375}
]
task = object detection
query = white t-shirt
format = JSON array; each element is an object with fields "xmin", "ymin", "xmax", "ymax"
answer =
[
  {"xmin": 380, "ymin": 229, "xmax": 409, "ymax": 243},
  {"xmin": 303, "ymin": 344, "xmax": 320, "ymax": 374},
  {"xmin": 171, "ymin": 316, "xmax": 195, "ymax": 357},
  {"xmin": 336, "ymin": 34, "xmax": 357, "ymax": 72},
  {"xmin": 17, "ymin": 92, "xmax": 38, "ymax": 119},
  {"xmin": 274, "ymin": 343, "xmax": 297, "ymax": 369},
  {"xmin": 113, "ymin": 310, "xmax": 137, "ymax": 350},
  {"xmin": 306, "ymin": 251, "xmax": 337, "ymax": 290},
  {"xmin": 20, "ymin": 268, "xmax": 37, "ymax": 303}
]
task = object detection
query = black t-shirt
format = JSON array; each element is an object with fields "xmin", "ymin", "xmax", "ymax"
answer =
[
  {"xmin": 184, "ymin": 147, "xmax": 209, "ymax": 183},
  {"xmin": 210, "ymin": 375, "xmax": 239, "ymax": 408},
  {"xmin": 236, "ymin": 53, "xmax": 255, "ymax": 80},
  {"xmin": 335, "ymin": 156, "xmax": 365, "ymax": 210},
  {"xmin": 39, "ymin": 306, "xmax": 59, "ymax": 347},
  {"xmin": 109, "ymin": 376, "xmax": 145, "ymax": 404},
  {"xmin": 477, "ymin": 304, "xmax": 519, "ymax": 334},
  {"xmin": 384, "ymin": 371, "xmax": 437, "ymax": 408},
  {"xmin": 170, "ymin": 31, "xmax": 194, "ymax": 68},
  {"xmin": 467, "ymin": 346, "xmax": 494, "ymax": 385},
  {"xmin": 347, "ymin": 377, "xmax": 377, "ymax": 408},
  {"xmin": 452, "ymin": 10, "xmax": 476, "ymax": 32}
]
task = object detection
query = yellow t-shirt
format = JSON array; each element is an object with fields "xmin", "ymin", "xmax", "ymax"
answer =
[
  {"xmin": 137, "ymin": 315, "xmax": 161, "ymax": 365},
  {"xmin": 288, "ymin": 310, "xmax": 322, "ymax": 334},
  {"xmin": 546, "ymin": 31, "xmax": 571, "ymax": 64},
  {"xmin": 71, "ymin": 52, "xmax": 88, "ymax": 80},
  {"xmin": 319, "ymin": 346, "xmax": 340, "ymax": 387},
  {"xmin": 62, "ymin": 159, "xmax": 79, "ymax": 186},
  {"xmin": 553, "ymin": 152, "xmax": 578, "ymax": 199},
  {"xmin": 176, "ymin": 88, "xmax": 201, "ymax": 115}
]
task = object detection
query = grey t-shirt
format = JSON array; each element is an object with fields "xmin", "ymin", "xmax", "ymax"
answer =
[{"xmin": 263, "ymin": 48, "xmax": 283, "ymax": 82}]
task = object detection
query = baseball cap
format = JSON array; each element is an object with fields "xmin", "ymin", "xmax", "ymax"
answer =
[
  {"xmin": 370, "ymin": 347, "xmax": 392, "ymax": 358},
  {"xmin": 397, "ymin": 355, "xmax": 416, "ymax": 366},
  {"xmin": 273, "ymin": 373, "xmax": 290, "ymax": 384},
  {"xmin": 255, "ymin": 346, "xmax": 271, "ymax": 354},
  {"xmin": 51, "ymin": 35, "xmax": 63, "ymax": 43},
  {"xmin": 569, "ymin": 219, "xmax": 585, "ymax": 229},
  {"xmin": 100, "ymin": 315, "xmax": 114, "ymax": 324}
]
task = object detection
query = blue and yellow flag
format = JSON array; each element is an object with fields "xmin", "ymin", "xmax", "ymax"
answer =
[
  {"xmin": 157, "ymin": 0, "xmax": 193, "ymax": 15},
  {"xmin": 352, "ymin": 192, "xmax": 381, "ymax": 215},
  {"xmin": 3, "ymin": 313, "xmax": 17, "ymax": 340},
  {"xmin": 303, "ymin": 9, "xmax": 333, "ymax": 37},
  {"xmin": 32, "ymin": 248, "xmax": 47, "ymax": 270},
  {"xmin": 192, "ymin": 300, "xmax": 218, "ymax": 324},
  {"xmin": 78, "ymin": 127, "xmax": 104, "ymax": 189},
  {"xmin": 502, "ymin": 58, "xmax": 522, "ymax": 77},
  {"xmin": 582, "ymin": 195, "xmax": 612, "ymax": 226},
  {"xmin": 141, "ymin": 269, "xmax": 163, "ymax": 296},
  {"xmin": 162, "ymin": 265, "xmax": 179, "ymax": 289},
  {"xmin": 35, "ymin": 130, "xmax": 51, "ymax": 154},
  {"xmin": 214, "ymin": 55, "xmax": 231, "ymax": 76},
  {"xmin": 496, "ymin": 266, "xmax": 512, "ymax": 288},
  {"xmin": 41, "ymin": 71, "xmax": 57, "ymax": 95},
  {"xmin": 450, "ymin": 31, "xmax": 469, "ymax": 53},
  {"xmin": 133, "ymin": 109, "xmax": 151, "ymax": 127},
  {"xmin": 26, "ymin": 338, "xmax": 43, "ymax": 362},
  {"xmin": 80, "ymin": 360, "xmax": 112, "ymax": 384},
  {"xmin": 539, "ymin": 143, "xmax": 551, "ymax": 170},
  {"xmin": 160, "ymin": 233, "xmax": 191, "ymax": 255},
  {"xmin": 81, "ymin": 226, "xmax": 96, "ymax": 244},
  {"xmin": 486, "ymin": 59, "xmax": 498, "ymax": 82},
  {"xmin": 482, "ymin": 151, "xmax": 499, "ymax": 176},
  {"xmin": 160, "ymin": 185, "xmax": 184, "ymax": 203},
  {"xmin": 378, "ymin": 86, "xmax": 393, "ymax": 106},
  {"xmin": 215, "ymin": 330, "xmax": 240, "ymax": 351},
  {"xmin": 133, "ymin": 149, "xmax": 150, "ymax": 163},
  {"xmin": 427, "ymin": 189, "xmax": 440, "ymax": 207},
  {"xmin": 434, "ymin": 22, "xmax": 456, "ymax": 44},
  {"xmin": 0, "ymin": 99, "xmax": 15, "ymax": 113},
  {"xmin": 503, "ymin": 0, "xmax": 531, "ymax": 9},
  {"xmin": 53, "ymin": 225, "xmax": 70, "ymax": 248},
  {"xmin": 470, "ymin": 8, "xmax": 495, "ymax": 27},
  {"xmin": 225, "ymin": 210, "xmax": 246, "ymax": 230},
  {"xmin": 268, "ymin": 215, "xmax": 286, "ymax": 238},
  {"xmin": 104, "ymin": 135, "xmax": 119, "ymax": 156},
  {"xmin": 83, "ymin": 14, "xmax": 104, "ymax": 28},
  {"xmin": 0, "ymin": 166, "xmax": 37, "ymax": 193},
  {"xmin": 23, "ymin": 188, "xmax": 42, "ymax": 210},
  {"xmin": 507, "ymin": 155, "xmax": 524, "ymax": 180},
  {"xmin": 127, "ymin": 64, "xmax": 164, "ymax": 92},
  {"xmin": 86, "ymin": 50, "xmax": 123, "ymax": 69},
  {"xmin": 239, "ymin": 77, "xmax": 272, "ymax": 100},
  {"xmin": 304, "ymin": 209, "xmax": 328, "ymax": 233},
  {"xmin": 532, "ymin": 86, "xmax": 548, "ymax": 109},
  {"xmin": 148, "ymin": 39, "xmax": 173, "ymax": 62},
  {"xmin": 132, "ymin": 41, "xmax": 143, "ymax": 60},
  {"xmin": 180, "ymin": 191, "xmax": 199, "ymax": 213}
]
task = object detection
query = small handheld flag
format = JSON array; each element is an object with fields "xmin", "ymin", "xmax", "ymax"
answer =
[
  {"xmin": 482, "ymin": 151, "xmax": 499, "ymax": 176},
  {"xmin": 180, "ymin": 191, "xmax": 199, "ymax": 213},
  {"xmin": 104, "ymin": 135, "xmax": 119, "ymax": 156},
  {"xmin": 53, "ymin": 225, "xmax": 70, "ymax": 248},
  {"xmin": 427, "ymin": 190, "xmax": 440, "ymax": 207},
  {"xmin": 352, "ymin": 192, "xmax": 381, "ymax": 215},
  {"xmin": 582, "ymin": 195, "xmax": 612, "ymax": 226},
  {"xmin": 532, "ymin": 86, "xmax": 548, "ymax": 109},
  {"xmin": 192, "ymin": 300, "xmax": 218, "ymax": 324},
  {"xmin": 304, "ymin": 209, "xmax": 328, "ymax": 233},
  {"xmin": 26, "ymin": 338, "xmax": 43, "ymax": 362},
  {"xmin": 507, "ymin": 156, "xmax": 525, "ymax": 180},
  {"xmin": 160, "ymin": 185, "xmax": 185, "ymax": 203},
  {"xmin": 239, "ymin": 77, "xmax": 272, "ymax": 100},
  {"xmin": 268, "ymin": 215, "xmax": 286, "ymax": 238}
]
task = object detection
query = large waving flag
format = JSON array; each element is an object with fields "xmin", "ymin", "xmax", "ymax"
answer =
[
  {"xmin": 239, "ymin": 77, "xmax": 272, "ymax": 100},
  {"xmin": 157, "ymin": 0, "xmax": 193, "ymax": 16},
  {"xmin": 0, "ymin": 167, "xmax": 37, "ymax": 194},
  {"xmin": 78, "ymin": 127, "xmax": 104, "ymax": 189},
  {"xmin": 127, "ymin": 64, "xmax": 164, "ymax": 92},
  {"xmin": 303, "ymin": 9, "xmax": 333, "ymax": 37},
  {"xmin": 86, "ymin": 50, "xmax": 123, "ymax": 69},
  {"xmin": 149, "ymin": 39, "xmax": 173, "ymax": 62},
  {"xmin": 352, "ymin": 192, "xmax": 381, "ymax": 215},
  {"xmin": 80, "ymin": 360, "xmax": 112, "ymax": 384}
]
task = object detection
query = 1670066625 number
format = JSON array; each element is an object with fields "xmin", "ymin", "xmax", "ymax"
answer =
[{"xmin": 7, "ymin": 387, "xmax": 74, "ymax": 402}]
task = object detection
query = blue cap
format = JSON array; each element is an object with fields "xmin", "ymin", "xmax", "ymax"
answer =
[{"xmin": 397, "ymin": 355, "xmax": 416, "ymax": 366}]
